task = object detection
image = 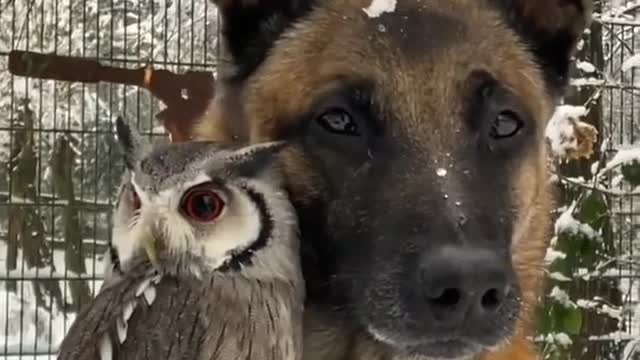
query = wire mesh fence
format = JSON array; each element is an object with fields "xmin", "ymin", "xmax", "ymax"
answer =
[
  {"xmin": 0, "ymin": 0, "xmax": 640, "ymax": 359},
  {"xmin": 0, "ymin": 0, "xmax": 218, "ymax": 357},
  {"xmin": 581, "ymin": 13, "xmax": 640, "ymax": 359}
]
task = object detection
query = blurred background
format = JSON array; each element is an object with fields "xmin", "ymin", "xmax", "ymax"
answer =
[{"xmin": 0, "ymin": 0, "xmax": 639, "ymax": 359}]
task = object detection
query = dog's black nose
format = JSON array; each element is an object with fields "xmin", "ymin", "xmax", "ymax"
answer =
[{"xmin": 418, "ymin": 246, "xmax": 510, "ymax": 327}]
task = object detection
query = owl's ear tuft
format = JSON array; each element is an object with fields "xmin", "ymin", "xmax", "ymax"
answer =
[
  {"xmin": 224, "ymin": 141, "xmax": 287, "ymax": 180},
  {"xmin": 115, "ymin": 116, "xmax": 150, "ymax": 170}
]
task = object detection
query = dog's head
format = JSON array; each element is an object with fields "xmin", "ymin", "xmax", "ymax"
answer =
[{"xmin": 198, "ymin": 0, "xmax": 591, "ymax": 358}]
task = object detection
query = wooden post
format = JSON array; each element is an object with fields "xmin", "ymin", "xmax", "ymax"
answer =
[{"xmin": 8, "ymin": 50, "xmax": 216, "ymax": 142}]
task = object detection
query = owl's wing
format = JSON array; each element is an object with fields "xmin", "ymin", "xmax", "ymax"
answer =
[
  {"xmin": 99, "ymin": 246, "xmax": 125, "ymax": 292},
  {"xmin": 56, "ymin": 277, "xmax": 133, "ymax": 360},
  {"xmin": 114, "ymin": 276, "xmax": 210, "ymax": 359},
  {"xmin": 196, "ymin": 276, "xmax": 305, "ymax": 360},
  {"xmin": 59, "ymin": 271, "xmax": 211, "ymax": 360}
]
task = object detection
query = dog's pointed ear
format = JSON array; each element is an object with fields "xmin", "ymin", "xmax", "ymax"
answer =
[
  {"xmin": 211, "ymin": 0, "xmax": 313, "ymax": 79},
  {"xmin": 495, "ymin": 0, "xmax": 594, "ymax": 94}
]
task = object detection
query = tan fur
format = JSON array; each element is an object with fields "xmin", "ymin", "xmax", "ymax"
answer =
[{"xmin": 194, "ymin": 0, "xmax": 588, "ymax": 359}]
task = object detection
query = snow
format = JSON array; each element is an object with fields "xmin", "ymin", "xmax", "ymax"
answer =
[
  {"xmin": 600, "ymin": 146, "xmax": 640, "ymax": 174},
  {"xmin": 600, "ymin": 304, "xmax": 623, "ymax": 320},
  {"xmin": 577, "ymin": 299, "xmax": 599, "ymax": 309},
  {"xmin": 554, "ymin": 202, "xmax": 599, "ymax": 240},
  {"xmin": 4, "ymin": 266, "xmax": 104, "ymax": 280},
  {"xmin": 612, "ymin": 173, "xmax": 626, "ymax": 188},
  {"xmin": 554, "ymin": 333, "xmax": 573, "ymax": 347},
  {"xmin": 362, "ymin": 0, "xmax": 397, "ymax": 18},
  {"xmin": 622, "ymin": 53, "xmax": 640, "ymax": 72},
  {"xmin": 570, "ymin": 77, "xmax": 606, "ymax": 87},
  {"xmin": 575, "ymin": 267, "xmax": 634, "ymax": 278},
  {"xmin": 67, "ymin": 137, "xmax": 83, "ymax": 157},
  {"xmin": 545, "ymin": 105, "xmax": 591, "ymax": 158},
  {"xmin": 548, "ymin": 272, "xmax": 572, "ymax": 282},
  {"xmin": 0, "ymin": 288, "xmax": 73, "ymax": 356},
  {"xmin": 549, "ymin": 286, "xmax": 574, "ymax": 308},
  {"xmin": 588, "ymin": 331, "xmax": 636, "ymax": 342},
  {"xmin": 537, "ymin": 333, "xmax": 574, "ymax": 347},
  {"xmin": 0, "ymin": 241, "xmax": 107, "ymax": 357},
  {"xmin": 577, "ymin": 60, "xmax": 597, "ymax": 73},
  {"xmin": 436, "ymin": 168, "xmax": 447, "ymax": 177},
  {"xmin": 544, "ymin": 248, "xmax": 566, "ymax": 264},
  {"xmin": 633, "ymin": 303, "xmax": 640, "ymax": 338},
  {"xmin": 576, "ymin": 300, "xmax": 623, "ymax": 321}
]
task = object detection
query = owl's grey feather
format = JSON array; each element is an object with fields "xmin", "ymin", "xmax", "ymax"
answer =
[
  {"xmin": 58, "ymin": 117, "xmax": 303, "ymax": 360},
  {"xmin": 58, "ymin": 255, "xmax": 303, "ymax": 360}
]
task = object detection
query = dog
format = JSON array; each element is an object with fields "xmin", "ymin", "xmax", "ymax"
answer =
[{"xmin": 194, "ymin": 0, "xmax": 593, "ymax": 359}]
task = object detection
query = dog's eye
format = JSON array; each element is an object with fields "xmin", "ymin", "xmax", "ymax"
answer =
[
  {"xmin": 316, "ymin": 108, "xmax": 361, "ymax": 136},
  {"xmin": 489, "ymin": 111, "xmax": 523, "ymax": 139}
]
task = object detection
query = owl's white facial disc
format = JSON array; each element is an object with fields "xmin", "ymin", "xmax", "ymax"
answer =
[
  {"xmin": 196, "ymin": 185, "xmax": 262, "ymax": 269},
  {"xmin": 110, "ymin": 137, "xmax": 292, "ymax": 275},
  {"xmin": 112, "ymin": 171, "xmax": 265, "ymax": 271}
]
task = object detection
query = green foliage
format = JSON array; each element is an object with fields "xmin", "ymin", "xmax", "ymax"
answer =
[
  {"xmin": 538, "ymin": 165, "xmax": 633, "ymax": 360},
  {"xmin": 538, "ymin": 174, "xmax": 626, "ymax": 355}
]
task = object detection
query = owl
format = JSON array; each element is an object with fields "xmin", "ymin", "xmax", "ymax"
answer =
[{"xmin": 56, "ymin": 117, "xmax": 304, "ymax": 360}]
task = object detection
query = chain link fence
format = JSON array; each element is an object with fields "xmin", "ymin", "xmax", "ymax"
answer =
[{"xmin": 0, "ymin": 0, "xmax": 639, "ymax": 359}]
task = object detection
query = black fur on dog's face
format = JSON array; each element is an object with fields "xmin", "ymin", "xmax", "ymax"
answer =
[{"xmin": 201, "ymin": 0, "xmax": 592, "ymax": 358}]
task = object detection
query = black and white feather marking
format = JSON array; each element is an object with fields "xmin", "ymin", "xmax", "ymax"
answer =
[{"xmin": 217, "ymin": 184, "xmax": 274, "ymax": 272}]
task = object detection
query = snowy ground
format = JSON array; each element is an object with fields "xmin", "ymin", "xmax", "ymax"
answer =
[{"xmin": 0, "ymin": 241, "xmax": 107, "ymax": 359}]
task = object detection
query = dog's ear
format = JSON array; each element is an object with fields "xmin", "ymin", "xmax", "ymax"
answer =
[
  {"xmin": 495, "ymin": 0, "xmax": 594, "ymax": 94},
  {"xmin": 211, "ymin": 0, "xmax": 313, "ymax": 79}
]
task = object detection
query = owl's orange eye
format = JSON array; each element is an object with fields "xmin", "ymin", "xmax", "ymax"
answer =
[{"xmin": 181, "ymin": 188, "xmax": 225, "ymax": 222}]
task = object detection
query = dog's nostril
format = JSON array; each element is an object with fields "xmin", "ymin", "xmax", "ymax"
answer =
[
  {"xmin": 418, "ymin": 246, "xmax": 513, "ymax": 328},
  {"xmin": 429, "ymin": 288, "xmax": 462, "ymax": 308},
  {"xmin": 480, "ymin": 288, "xmax": 502, "ymax": 311}
]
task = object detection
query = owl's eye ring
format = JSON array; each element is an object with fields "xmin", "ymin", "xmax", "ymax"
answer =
[{"xmin": 181, "ymin": 187, "xmax": 225, "ymax": 223}]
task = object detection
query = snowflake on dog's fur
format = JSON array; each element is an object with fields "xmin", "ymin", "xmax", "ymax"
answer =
[{"xmin": 362, "ymin": 0, "xmax": 396, "ymax": 18}]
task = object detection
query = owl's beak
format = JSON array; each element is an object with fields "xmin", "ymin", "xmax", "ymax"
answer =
[
  {"xmin": 141, "ymin": 231, "xmax": 160, "ymax": 271},
  {"xmin": 131, "ymin": 212, "xmax": 161, "ymax": 271},
  {"xmin": 129, "ymin": 177, "xmax": 161, "ymax": 271}
]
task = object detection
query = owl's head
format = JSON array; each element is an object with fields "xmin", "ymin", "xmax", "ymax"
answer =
[{"xmin": 111, "ymin": 117, "xmax": 300, "ymax": 281}]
